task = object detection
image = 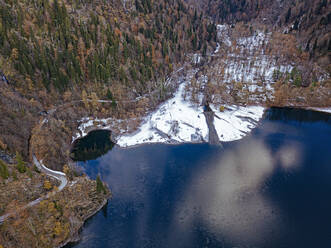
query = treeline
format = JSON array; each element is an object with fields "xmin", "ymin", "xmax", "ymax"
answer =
[{"xmin": 0, "ymin": 0, "xmax": 217, "ymax": 95}]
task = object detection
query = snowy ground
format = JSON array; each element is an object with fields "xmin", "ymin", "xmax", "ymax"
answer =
[
  {"xmin": 215, "ymin": 24, "xmax": 293, "ymax": 101},
  {"xmin": 74, "ymin": 79, "xmax": 265, "ymax": 148},
  {"xmin": 72, "ymin": 24, "xmax": 329, "ymax": 148},
  {"xmin": 117, "ymin": 80, "xmax": 265, "ymax": 147},
  {"xmin": 211, "ymin": 105, "xmax": 265, "ymax": 142},
  {"xmin": 72, "ymin": 117, "xmax": 122, "ymax": 143},
  {"xmin": 306, "ymin": 107, "xmax": 331, "ymax": 114},
  {"xmin": 117, "ymin": 81, "xmax": 208, "ymax": 147}
]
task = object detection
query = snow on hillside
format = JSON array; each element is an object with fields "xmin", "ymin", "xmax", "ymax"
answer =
[
  {"xmin": 117, "ymin": 80, "xmax": 264, "ymax": 147},
  {"xmin": 211, "ymin": 105, "xmax": 264, "ymax": 142},
  {"xmin": 74, "ymin": 78, "xmax": 265, "ymax": 147},
  {"xmin": 214, "ymin": 24, "xmax": 293, "ymax": 100},
  {"xmin": 217, "ymin": 24, "xmax": 232, "ymax": 46},
  {"xmin": 74, "ymin": 25, "xmax": 279, "ymax": 147},
  {"xmin": 117, "ymin": 80, "xmax": 208, "ymax": 147},
  {"xmin": 72, "ymin": 117, "xmax": 117, "ymax": 142}
]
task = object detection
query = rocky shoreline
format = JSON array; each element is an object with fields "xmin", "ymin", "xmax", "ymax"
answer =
[
  {"xmin": 0, "ymin": 162, "xmax": 111, "ymax": 248},
  {"xmin": 58, "ymin": 197, "xmax": 109, "ymax": 248}
]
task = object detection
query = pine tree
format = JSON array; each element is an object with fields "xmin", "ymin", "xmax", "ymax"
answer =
[
  {"xmin": 0, "ymin": 160, "xmax": 9, "ymax": 179},
  {"xmin": 16, "ymin": 151, "xmax": 26, "ymax": 173},
  {"xmin": 106, "ymin": 89, "xmax": 113, "ymax": 100},
  {"xmin": 96, "ymin": 175, "xmax": 105, "ymax": 193}
]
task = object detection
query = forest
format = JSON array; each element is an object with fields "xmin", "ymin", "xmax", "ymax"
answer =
[{"xmin": 0, "ymin": 0, "xmax": 217, "ymax": 95}]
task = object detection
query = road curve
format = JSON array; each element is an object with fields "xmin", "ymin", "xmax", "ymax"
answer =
[
  {"xmin": 32, "ymin": 155, "xmax": 67, "ymax": 191},
  {"xmin": 0, "ymin": 157, "xmax": 68, "ymax": 224}
]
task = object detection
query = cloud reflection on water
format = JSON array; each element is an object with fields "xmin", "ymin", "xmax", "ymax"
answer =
[
  {"xmin": 71, "ymin": 108, "xmax": 331, "ymax": 248},
  {"xmin": 276, "ymin": 143, "xmax": 302, "ymax": 170},
  {"xmin": 82, "ymin": 138, "xmax": 303, "ymax": 246},
  {"xmin": 172, "ymin": 139, "xmax": 294, "ymax": 245}
]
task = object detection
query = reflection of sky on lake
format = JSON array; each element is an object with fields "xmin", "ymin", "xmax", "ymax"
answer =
[
  {"xmin": 72, "ymin": 109, "xmax": 331, "ymax": 248},
  {"xmin": 173, "ymin": 139, "xmax": 280, "ymax": 246}
]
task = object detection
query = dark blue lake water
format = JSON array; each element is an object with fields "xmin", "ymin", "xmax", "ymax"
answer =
[{"xmin": 68, "ymin": 108, "xmax": 331, "ymax": 248}]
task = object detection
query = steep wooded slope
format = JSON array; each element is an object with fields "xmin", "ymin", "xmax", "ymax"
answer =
[
  {"xmin": 0, "ymin": 0, "xmax": 218, "ymax": 161},
  {"xmin": 0, "ymin": 0, "xmax": 216, "ymax": 96},
  {"xmin": 186, "ymin": 0, "xmax": 330, "ymax": 69}
]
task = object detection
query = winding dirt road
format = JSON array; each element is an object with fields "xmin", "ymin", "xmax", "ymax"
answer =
[
  {"xmin": 0, "ymin": 156, "xmax": 67, "ymax": 224},
  {"xmin": 32, "ymin": 156, "xmax": 67, "ymax": 191}
]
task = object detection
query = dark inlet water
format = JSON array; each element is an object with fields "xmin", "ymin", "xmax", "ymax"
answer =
[
  {"xmin": 71, "ymin": 130, "xmax": 114, "ymax": 162},
  {"xmin": 68, "ymin": 108, "xmax": 331, "ymax": 248}
]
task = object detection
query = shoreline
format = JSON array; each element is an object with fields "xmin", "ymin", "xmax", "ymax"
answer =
[
  {"xmin": 58, "ymin": 197, "xmax": 110, "ymax": 248},
  {"xmin": 71, "ymin": 105, "xmax": 330, "ymax": 150}
]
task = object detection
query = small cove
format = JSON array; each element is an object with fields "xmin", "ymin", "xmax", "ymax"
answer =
[{"xmin": 68, "ymin": 107, "xmax": 331, "ymax": 248}]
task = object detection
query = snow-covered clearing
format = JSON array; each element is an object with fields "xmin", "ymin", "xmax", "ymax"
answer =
[
  {"xmin": 211, "ymin": 105, "xmax": 264, "ymax": 142},
  {"xmin": 117, "ymin": 81, "xmax": 264, "ymax": 147},
  {"xmin": 117, "ymin": 81, "xmax": 208, "ymax": 147},
  {"xmin": 74, "ymin": 76, "xmax": 265, "ymax": 147},
  {"xmin": 72, "ymin": 117, "xmax": 121, "ymax": 143}
]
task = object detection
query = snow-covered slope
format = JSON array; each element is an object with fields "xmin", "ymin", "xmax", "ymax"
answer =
[
  {"xmin": 117, "ymin": 81, "xmax": 208, "ymax": 146},
  {"xmin": 214, "ymin": 24, "xmax": 293, "ymax": 102},
  {"xmin": 217, "ymin": 24, "xmax": 293, "ymax": 83},
  {"xmin": 211, "ymin": 105, "xmax": 264, "ymax": 141},
  {"xmin": 75, "ymin": 77, "xmax": 265, "ymax": 147},
  {"xmin": 74, "ymin": 25, "xmax": 277, "ymax": 147},
  {"xmin": 73, "ymin": 77, "xmax": 264, "ymax": 147},
  {"xmin": 116, "ymin": 79, "xmax": 264, "ymax": 147}
]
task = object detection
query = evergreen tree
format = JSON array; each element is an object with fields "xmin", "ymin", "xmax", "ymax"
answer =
[
  {"xmin": 16, "ymin": 152, "xmax": 26, "ymax": 173},
  {"xmin": 96, "ymin": 175, "xmax": 105, "ymax": 193},
  {"xmin": 0, "ymin": 160, "xmax": 9, "ymax": 179},
  {"xmin": 106, "ymin": 89, "xmax": 113, "ymax": 100}
]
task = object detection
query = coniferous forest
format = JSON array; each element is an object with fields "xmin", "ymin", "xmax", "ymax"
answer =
[{"xmin": 0, "ymin": 0, "xmax": 216, "ymax": 94}]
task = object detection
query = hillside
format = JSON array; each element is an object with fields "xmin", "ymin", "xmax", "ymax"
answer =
[
  {"xmin": 0, "ymin": 0, "xmax": 329, "ymax": 166},
  {"xmin": 186, "ymin": 0, "xmax": 331, "ymax": 70},
  {"xmin": 0, "ymin": 0, "xmax": 218, "ymax": 161},
  {"xmin": 0, "ymin": 1, "xmax": 330, "ymax": 246},
  {"xmin": 0, "ymin": 157, "xmax": 110, "ymax": 248},
  {"xmin": 0, "ymin": 0, "xmax": 216, "ymax": 96}
]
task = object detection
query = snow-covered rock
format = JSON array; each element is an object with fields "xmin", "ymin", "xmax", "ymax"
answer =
[{"xmin": 214, "ymin": 42, "xmax": 220, "ymax": 54}]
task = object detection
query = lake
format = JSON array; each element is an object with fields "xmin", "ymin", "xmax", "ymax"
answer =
[{"xmin": 67, "ymin": 107, "xmax": 331, "ymax": 248}]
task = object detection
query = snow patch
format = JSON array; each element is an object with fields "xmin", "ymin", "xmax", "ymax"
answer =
[
  {"xmin": 117, "ymin": 81, "xmax": 208, "ymax": 147},
  {"xmin": 211, "ymin": 105, "xmax": 265, "ymax": 141},
  {"xmin": 192, "ymin": 54, "xmax": 202, "ymax": 65},
  {"xmin": 214, "ymin": 42, "xmax": 220, "ymax": 54},
  {"xmin": 72, "ymin": 117, "xmax": 116, "ymax": 143},
  {"xmin": 217, "ymin": 24, "xmax": 232, "ymax": 46},
  {"xmin": 117, "ymin": 81, "xmax": 265, "ymax": 147},
  {"xmin": 307, "ymin": 107, "xmax": 331, "ymax": 114}
]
